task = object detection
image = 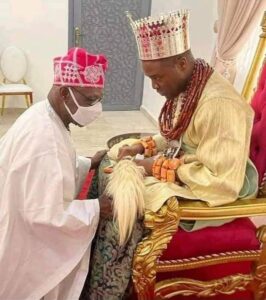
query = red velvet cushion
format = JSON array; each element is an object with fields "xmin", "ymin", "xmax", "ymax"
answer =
[
  {"xmin": 159, "ymin": 218, "xmax": 259, "ymax": 260},
  {"xmin": 250, "ymin": 62, "xmax": 266, "ymax": 185},
  {"xmin": 156, "ymin": 218, "xmax": 260, "ymax": 300}
]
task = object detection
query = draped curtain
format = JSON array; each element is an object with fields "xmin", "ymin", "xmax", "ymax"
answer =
[{"xmin": 211, "ymin": 0, "xmax": 266, "ymax": 83}]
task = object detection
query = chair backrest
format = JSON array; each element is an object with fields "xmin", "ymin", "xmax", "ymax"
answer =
[
  {"xmin": 0, "ymin": 46, "xmax": 27, "ymax": 83},
  {"xmin": 250, "ymin": 60, "xmax": 266, "ymax": 187}
]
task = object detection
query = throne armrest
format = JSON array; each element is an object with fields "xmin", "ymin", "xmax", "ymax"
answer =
[
  {"xmin": 178, "ymin": 198, "xmax": 266, "ymax": 220},
  {"xmin": 142, "ymin": 197, "xmax": 266, "ymax": 228}
]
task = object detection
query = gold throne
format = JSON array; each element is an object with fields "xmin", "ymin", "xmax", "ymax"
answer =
[{"xmin": 132, "ymin": 12, "xmax": 266, "ymax": 300}]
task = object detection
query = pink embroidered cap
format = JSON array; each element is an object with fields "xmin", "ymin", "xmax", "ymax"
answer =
[{"xmin": 53, "ymin": 47, "xmax": 108, "ymax": 88}]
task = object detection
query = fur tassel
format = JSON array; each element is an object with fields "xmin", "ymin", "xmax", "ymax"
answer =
[{"xmin": 106, "ymin": 159, "xmax": 145, "ymax": 245}]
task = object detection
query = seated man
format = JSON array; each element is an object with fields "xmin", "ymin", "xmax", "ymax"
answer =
[
  {"xmin": 0, "ymin": 47, "xmax": 112, "ymax": 300},
  {"xmin": 81, "ymin": 10, "xmax": 258, "ymax": 299}
]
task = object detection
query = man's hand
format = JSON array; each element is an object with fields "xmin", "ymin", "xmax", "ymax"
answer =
[
  {"xmin": 134, "ymin": 157, "xmax": 154, "ymax": 176},
  {"xmin": 91, "ymin": 150, "xmax": 107, "ymax": 169},
  {"xmin": 98, "ymin": 193, "xmax": 113, "ymax": 219},
  {"xmin": 118, "ymin": 143, "xmax": 144, "ymax": 160}
]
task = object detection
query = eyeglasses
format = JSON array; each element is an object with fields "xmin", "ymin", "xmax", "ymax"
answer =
[{"xmin": 71, "ymin": 87, "xmax": 103, "ymax": 106}]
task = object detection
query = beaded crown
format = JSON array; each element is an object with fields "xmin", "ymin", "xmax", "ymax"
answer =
[{"xmin": 126, "ymin": 10, "xmax": 190, "ymax": 60}]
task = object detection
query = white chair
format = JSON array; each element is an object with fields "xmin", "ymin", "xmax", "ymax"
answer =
[{"xmin": 0, "ymin": 46, "xmax": 33, "ymax": 115}]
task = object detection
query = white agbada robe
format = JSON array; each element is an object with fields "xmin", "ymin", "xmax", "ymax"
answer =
[{"xmin": 0, "ymin": 100, "xmax": 99, "ymax": 300}]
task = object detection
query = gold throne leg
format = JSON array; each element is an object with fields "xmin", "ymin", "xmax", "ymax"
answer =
[
  {"xmin": 254, "ymin": 225, "xmax": 266, "ymax": 300},
  {"xmin": 132, "ymin": 197, "xmax": 180, "ymax": 299}
]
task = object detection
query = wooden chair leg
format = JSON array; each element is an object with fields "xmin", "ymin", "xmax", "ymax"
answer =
[
  {"xmin": 1, "ymin": 95, "xmax": 6, "ymax": 116},
  {"xmin": 29, "ymin": 93, "xmax": 33, "ymax": 105},
  {"xmin": 24, "ymin": 95, "xmax": 30, "ymax": 108}
]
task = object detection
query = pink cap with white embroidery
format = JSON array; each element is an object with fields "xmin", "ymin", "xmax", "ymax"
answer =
[{"xmin": 53, "ymin": 47, "xmax": 108, "ymax": 88}]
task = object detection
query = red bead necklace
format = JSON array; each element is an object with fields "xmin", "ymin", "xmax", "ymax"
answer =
[{"xmin": 159, "ymin": 59, "xmax": 213, "ymax": 140}]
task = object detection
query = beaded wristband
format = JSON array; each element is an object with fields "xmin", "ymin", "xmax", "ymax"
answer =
[
  {"xmin": 152, "ymin": 156, "xmax": 166, "ymax": 179},
  {"xmin": 134, "ymin": 136, "xmax": 157, "ymax": 157},
  {"xmin": 152, "ymin": 156, "xmax": 181, "ymax": 183}
]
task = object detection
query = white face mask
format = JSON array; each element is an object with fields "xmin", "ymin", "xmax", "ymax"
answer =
[{"xmin": 64, "ymin": 87, "xmax": 102, "ymax": 126}]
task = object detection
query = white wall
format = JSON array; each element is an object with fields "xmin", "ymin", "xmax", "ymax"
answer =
[{"xmin": 0, "ymin": 0, "xmax": 68, "ymax": 107}]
